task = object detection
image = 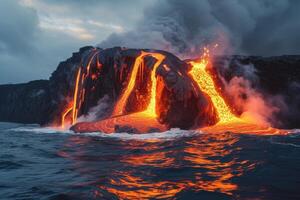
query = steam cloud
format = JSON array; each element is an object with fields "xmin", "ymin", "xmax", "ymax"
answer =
[
  {"xmin": 100, "ymin": 0, "xmax": 300, "ymax": 56},
  {"xmin": 77, "ymin": 95, "xmax": 111, "ymax": 122}
]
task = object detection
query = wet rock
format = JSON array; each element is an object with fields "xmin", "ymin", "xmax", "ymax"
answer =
[{"xmin": 115, "ymin": 125, "xmax": 139, "ymax": 134}]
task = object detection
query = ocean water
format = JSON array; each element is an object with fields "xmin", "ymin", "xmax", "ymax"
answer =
[{"xmin": 0, "ymin": 122, "xmax": 300, "ymax": 200}]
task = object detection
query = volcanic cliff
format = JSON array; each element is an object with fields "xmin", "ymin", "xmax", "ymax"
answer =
[{"xmin": 0, "ymin": 46, "xmax": 299, "ymax": 130}]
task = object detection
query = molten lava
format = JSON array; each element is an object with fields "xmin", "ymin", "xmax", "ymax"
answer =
[
  {"xmin": 62, "ymin": 47, "xmax": 287, "ymax": 135},
  {"xmin": 61, "ymin": 106, "xmax": 73, "ymax": 129},
  {"xmin": 189, "ymin": 49, "xmax": 239, "ymax": 124},
  {"xmin": 61, "ymin": 67, "xmax": 82, "ymax": 128},
  {"xmin": 61, "ymin": 49, "xmax": 99, "ymax": 128},
  {"xmin": 189, "ymin": 48, "xmax": 287, "ymax": 135},
  {"xmin": 113, "ymin": 52, "xmax": 165, "ymax": 117},
  {"xmin": 72, "ymin": 67, "xmax": 82, "ymax": 125}
]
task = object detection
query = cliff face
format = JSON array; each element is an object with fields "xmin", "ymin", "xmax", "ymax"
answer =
[
  {"xmin": 0, "ymin": 47, "xmax": 299, "ymax": 129},
  {"xmin": 0, "ymin": 80, "xmax": 51, "ymax": 124},
  {"xmin": 0, "ymin": 46, "xmax": 93, "ymax": 125}
]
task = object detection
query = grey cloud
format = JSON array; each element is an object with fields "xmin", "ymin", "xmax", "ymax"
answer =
[
  {"xmin": 0, "ymin": 0, "xmax": 152, "ymax": 84},
  {"xmin": 100, "ymin": 0, "xmax": 300, "ymax": 56},
  {"xmin": 0, "ymin": 1, "xmax": 38, "ymax": 55},
  {"xmin": 0, "ymin": 0, "xmax": 95, "ymax": 84}
]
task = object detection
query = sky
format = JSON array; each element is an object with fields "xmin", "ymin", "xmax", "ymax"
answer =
[{"xmin": 1, "ymin": 0, "xmax": 300, "ymax": 84}]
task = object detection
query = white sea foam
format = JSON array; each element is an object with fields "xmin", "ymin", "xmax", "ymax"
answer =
[
  {"xmin": 8, "ymin": 126, "xmax": 73, "ymax": 134},
  {"xmin": 79, "ymin": 128, "xmax": 199, "ymax": 141},
  {"xmin": 7, "ymin": 125, "xmax": 198, "ymax": 141},
  {"xmin": 8, "ymin": 124, "xmax": 299, "ymax": 142}
]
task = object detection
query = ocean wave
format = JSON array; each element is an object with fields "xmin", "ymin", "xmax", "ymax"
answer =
[
  {"xmin": 6, "ymin": 125, "xmax": 198, "ymax": 141},
  {"xmin": 7, "ymin": 124, "xmax": 299, "ymax": 142},
  {"xmin": 7, "ymin": 126, "xmax": 73, "ymax": 134},
  {"xmin": 79, "ymin": 128, "xmax": 199, "ymax": 141}
]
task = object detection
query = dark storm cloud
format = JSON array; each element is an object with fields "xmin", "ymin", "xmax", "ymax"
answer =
[
  {"xmin": 0, "ymin": 0, "xmax": 152, "ymax": 84},
  {"xmin": 101, "ymin": 0, "xmax": 300, "ymax": 56},
  {"xmin": 0, "ymin": 1, "xmax": 38, "ymax": 54},
  {"xmin": 0, "ymin": 0, "xmax": 86, "ymax": 84}
]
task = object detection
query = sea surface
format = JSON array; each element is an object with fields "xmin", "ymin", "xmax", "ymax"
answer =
[{"xmin": 0, "ymin": 122, "xmax": 300, "ymax": 200}]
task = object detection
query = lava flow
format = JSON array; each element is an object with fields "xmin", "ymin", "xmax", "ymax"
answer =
[
  {"xmin": 61, "ymin": 49, "xmax": 99, "ymax": 128},
  {"xmin": 63, "ymin": 47, "xmax": 287, "ymax": 135},
  {"xmin": 75, "ymin": 52, "xmax": 167, "ymax": 133},
  {"xmin": 113, "ymin": 51, "xmax": 165, "ymax": 117},
  {"xmin": 188, "ymin": 48, "xmax": 287, "ymax": 135},
  {"xmin": 189, "ymin": 48, "xmax": 240, "ymax": 124},
  {"xmin": 61, "ymin": 67, "xmax": 82, "ymax": 128}
]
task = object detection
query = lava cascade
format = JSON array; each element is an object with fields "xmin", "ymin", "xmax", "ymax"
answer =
[
  {"xmin": 188, "ymin": 48, "xmax": 240, "ymax": 124},
  {"xmin": 188, "ymin": 48, "xmax": 286, "ymax": 135},
  {"xmin": 112, "ymin": 52, "xmax": 165, "ymax": 117},
  {"xmin": 61, "ymin": 49, "xmax": 99, "ymax": 128}
]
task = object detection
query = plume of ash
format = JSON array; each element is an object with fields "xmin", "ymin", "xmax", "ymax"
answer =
[
  {"xmin": 99, "ymin": 0, "xmax": 300, "ymax": 57},
  {"xmin": 77, "ymin": 95, "xmax": 111, "ymax": 122}
]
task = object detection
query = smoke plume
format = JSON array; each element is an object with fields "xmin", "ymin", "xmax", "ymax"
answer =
[{"xmin": 100, "ymin": 0, "xmax": 300, "ymax": 57}]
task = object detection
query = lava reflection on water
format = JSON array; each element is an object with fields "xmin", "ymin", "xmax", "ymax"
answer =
[
  {"xmin": 56, "ymin": 132, "xmax": 260, "ymax": 199},
  {"xmin": 96, "ymin": 133, "xmax": 257, "ymax": 199}
]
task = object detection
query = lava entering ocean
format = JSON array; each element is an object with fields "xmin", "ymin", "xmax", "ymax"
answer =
[{"xmin": 60, "ymin": 47, "xmax": 287, "ymax": 135}]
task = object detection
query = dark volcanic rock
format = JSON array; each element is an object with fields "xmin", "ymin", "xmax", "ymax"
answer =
[
  {"xmin": 0, "ymin": 80, "xmax": 51, "ymax": 124},
  {"xmin": 0, "ymin": 46, "xmax": 95, "ymax": 126},
  {"xmin": 67, "ymin": 47, "xmax": 217, "ymax": 129},
  {"xmin": 0, "ymin": 47, "xmax": 300, "ymax": 129}
]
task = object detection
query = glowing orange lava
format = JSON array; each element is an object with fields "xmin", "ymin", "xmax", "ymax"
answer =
[
  {"xmin": 113, "ymin": 52, "xmax": 165, "ymax": 117},
  {"xmin": 144, "ymin": 53, "xmax": 165, "ymax": 116},
  {"xmin": 72, "ymin": 67, "xmax": 82, "ymax": 125},
  {"xmin": 189, "ymin": 48, "xmax": 287, "ymax": 135},
  {"xmin": 73, "ymin": 111, "xmax": 167, "ymax": 133},
  {"xmin": 60, "ymin": 50, "xmax": 100, "ymax": 128},
  {"xmin": 61, "ymin": 67, "xmax": 82, "ymax": 128},
  {"xmin": 113, "ymin": 53, "xmax": 146, "ymax": 116},
  {"xmin": 189, "ymin": 49, "xmax": 239, "ymax": 124},
  {"xmin": 61, "ymin": 106, "xmax": 73, "ymax": 129}
]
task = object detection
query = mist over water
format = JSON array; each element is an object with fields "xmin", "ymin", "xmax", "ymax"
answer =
[{"xmin": 1, "ymin": 122, "xmax": 300, "ymax": 200}]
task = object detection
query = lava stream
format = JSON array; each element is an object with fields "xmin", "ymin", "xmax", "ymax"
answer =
[
  {"xmin": 61, "ymin": 67, "xmax": 82, "ymax": 128},
  {"xmin": 61, "ymin": 49, "xmax": 99, "ymax": 128},
  {"xmin": 113, "ymin": 52, "xmax": 165, "ymax": 117},
  {"xmin": 189, "ymin": 49, "xmax": 287, "ymax": 134},
  {"xmin": 189, "ymin": 58, "xmax": 239, "ymax": 124}
]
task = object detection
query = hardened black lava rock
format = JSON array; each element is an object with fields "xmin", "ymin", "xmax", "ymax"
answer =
[{"xmin": 0, "ymin": 46, "xmax": 299, "ymax": 129}]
